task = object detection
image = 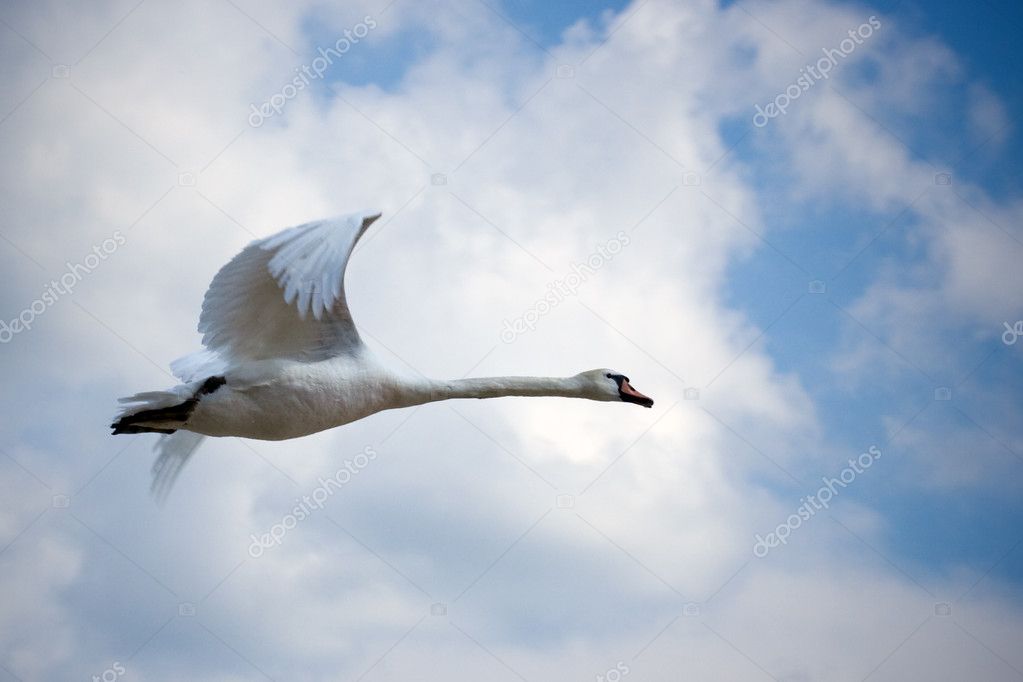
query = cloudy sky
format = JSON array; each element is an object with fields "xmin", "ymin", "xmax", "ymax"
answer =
[{"xmin": 1, "ymin": 0, "xmax": 1022, "ymax": 679}]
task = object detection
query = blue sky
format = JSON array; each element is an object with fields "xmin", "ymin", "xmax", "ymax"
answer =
[
  {"xmin": 717, "ymin": 0, "xmax": 1023, "ymax": 587},
  {"xmin": 1, "ymin": 0, "xmax": 1022, "ymax": 680}
]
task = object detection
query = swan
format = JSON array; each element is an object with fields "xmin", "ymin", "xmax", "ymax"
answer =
[{"xmin": 111, "ymin": 210, "xmax": 654, "ymax": 499}]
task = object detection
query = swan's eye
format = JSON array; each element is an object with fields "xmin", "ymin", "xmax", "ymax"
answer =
[{"xmin": 605, "ymin": 373, "xmax": 612, "ymax": 378}]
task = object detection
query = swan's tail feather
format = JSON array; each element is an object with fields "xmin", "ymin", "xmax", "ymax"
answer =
[
  {"xmin": 111, "ymin": 389, "xmax": 197, "ymax": 435},
  {"xmin": 111, "ymin": 377, "xmax": 226, "ymax": 435},
  {"xmin": 151, "ymin": 431, "xmax": 205, "ymax": 504}
]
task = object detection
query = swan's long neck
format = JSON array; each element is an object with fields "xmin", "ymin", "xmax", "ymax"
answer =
[{"xmin": 422, "ymin": 375, "xmax": 585, "ymax": 403}]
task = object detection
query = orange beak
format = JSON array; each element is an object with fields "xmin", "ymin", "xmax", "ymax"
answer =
[{"xmin": 619, "ymin": 379, "xmax": 654, "ymax": 408}]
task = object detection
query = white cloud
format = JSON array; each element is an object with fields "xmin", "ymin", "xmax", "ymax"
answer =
[{"xmin": 968, "ymin": 83, "xmax": 1012, "ymax": 149}]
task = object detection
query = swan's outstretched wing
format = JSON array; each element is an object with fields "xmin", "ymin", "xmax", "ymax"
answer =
[{"xmin": 198, "ymin": 211, "xmax": 380, "ymax": 363}]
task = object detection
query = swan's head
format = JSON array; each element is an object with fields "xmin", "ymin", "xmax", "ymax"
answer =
[{"xmin": 578, "ymin": 369, "xmax": 654, "ymax": 408}]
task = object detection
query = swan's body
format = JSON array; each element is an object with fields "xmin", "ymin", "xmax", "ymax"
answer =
[
  {"xmin": 180, "ymin": 353, "xmax": 406, "ymax": 441},
  {"xmin": 112, "ymin": 211, "xmax": 653, "ymax": 499}
]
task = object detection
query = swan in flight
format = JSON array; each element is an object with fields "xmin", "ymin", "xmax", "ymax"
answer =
[{"xmin": 112, "ymin": 210, "xmax": 654, "ymax": 499}]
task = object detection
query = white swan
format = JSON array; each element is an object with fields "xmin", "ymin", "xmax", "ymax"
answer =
[{"xmin": 112, "ymin": 210, "xmax": 654, "ymax": 499}]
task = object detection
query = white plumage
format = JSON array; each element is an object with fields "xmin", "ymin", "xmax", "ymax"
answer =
[{"xmin": 112, "ymin": 210, "xmax": 653, "ymax": 501}]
